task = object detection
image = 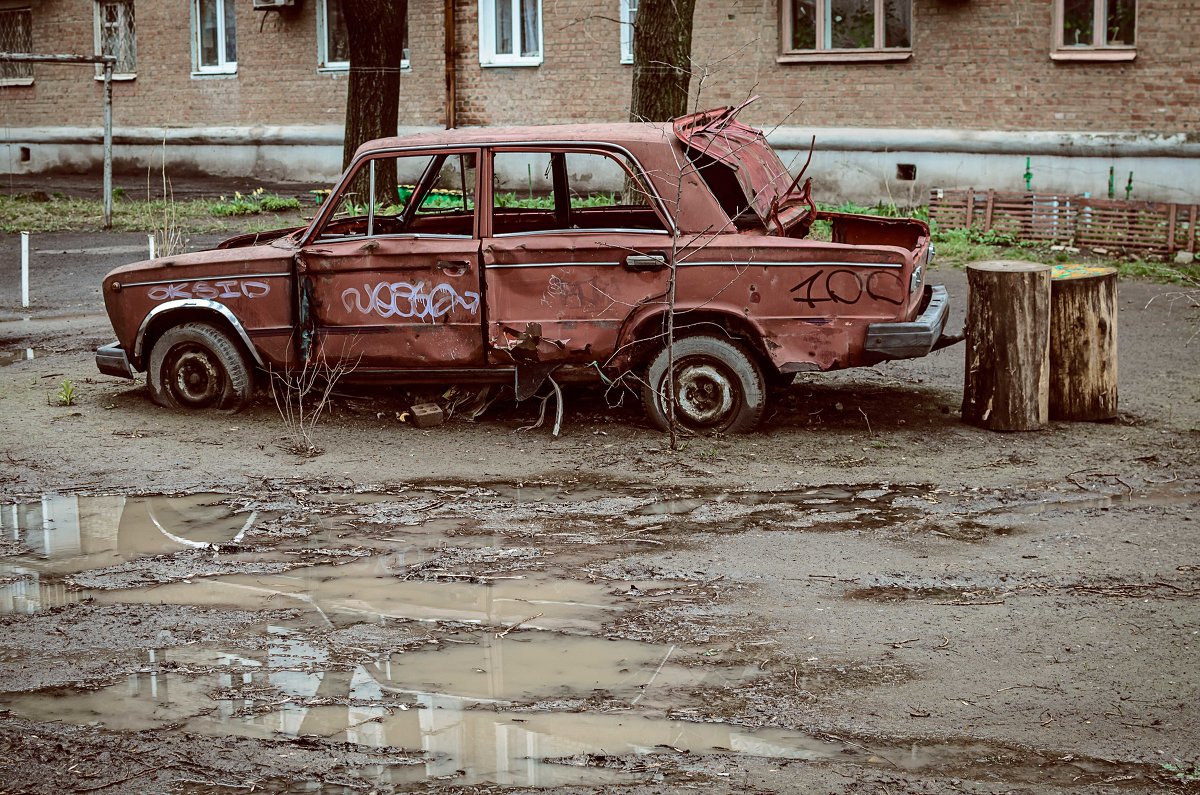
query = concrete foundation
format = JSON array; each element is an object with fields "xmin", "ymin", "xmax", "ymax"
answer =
[{"xmin": 2, "ymin": 125, "xmax": 1197, "ymax": 205}]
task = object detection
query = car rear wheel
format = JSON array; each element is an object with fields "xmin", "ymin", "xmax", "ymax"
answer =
[
  {"xmin": 641, "ymin": 335, "xmax": 766, "ymax": 434},
  {"xmin": 148, "ymin": 322, "xmax": 254, "ymax": 412}
]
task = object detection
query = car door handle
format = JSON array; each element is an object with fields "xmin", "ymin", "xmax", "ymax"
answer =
[
  {"xmin": 437, "ymin": 259, "xmax": 470, "ymax": 275},
  {"xmin": 625, "ymin": 254, "xmax": 668, "ymax": 272}
]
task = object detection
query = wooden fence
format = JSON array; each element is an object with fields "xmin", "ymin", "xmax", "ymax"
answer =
[{"xmin": 928, "ymin": 189, "xmax": 1198, "ymax": 256}]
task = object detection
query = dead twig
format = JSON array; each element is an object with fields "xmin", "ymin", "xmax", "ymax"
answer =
[{"xmin": 495, "ymin": 612, "xmax": 543, "ymax": 638}]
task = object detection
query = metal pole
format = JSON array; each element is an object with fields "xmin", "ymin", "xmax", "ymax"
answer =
[
  {"xmin": 20, "ymin": 231, "xmax": 30, "ymax": 308},
  {"xmin": 148, "ymin": 233, "xmax": 156, "ymax": 260},
  {"xmin": 103, "ymin": 61, "xmax": 113, "ymax": 230}
]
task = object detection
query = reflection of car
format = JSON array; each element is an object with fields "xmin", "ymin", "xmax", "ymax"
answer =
[{"xmin": 97, "ymin": 103, "xmax": 950, "ymax": 433}]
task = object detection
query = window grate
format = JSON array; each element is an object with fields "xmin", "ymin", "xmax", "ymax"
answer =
[
  {"xmin": 98, "ymin": 1, "xmax": 137, "ymax": 75},
  {"xmin": 0, "ymin": 8, "xmax": 34, "ymax": 82}
]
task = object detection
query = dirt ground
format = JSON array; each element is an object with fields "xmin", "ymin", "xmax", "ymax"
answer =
[{"xmin": 0, "ymin": 228, "xmax": 1198, "ymax": 794}]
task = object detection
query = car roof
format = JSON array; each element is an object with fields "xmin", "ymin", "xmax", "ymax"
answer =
[{"xmin": 355, "ymin": 122, "xmax": 679, "ymax": 157}]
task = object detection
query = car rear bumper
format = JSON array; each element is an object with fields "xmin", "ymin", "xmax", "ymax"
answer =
[
  {"xmin": 96, "ymin": 341, "xmax": 136, "ymax": 379},
  {"xmin": 864, "ymin": 285, "xmax": 951, "ymax": 360}
]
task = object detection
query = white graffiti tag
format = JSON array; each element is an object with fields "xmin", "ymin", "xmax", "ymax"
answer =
[
  {"xmin": 341, "ymin": 281, "xmax": 481, "ymax": 322},
  {"xmin": 147, "ymin": 280, "xmax": 270, "ymax": 302}
]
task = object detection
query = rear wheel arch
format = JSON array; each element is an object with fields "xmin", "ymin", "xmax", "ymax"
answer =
[{"xmin": 624, "ymin": 308, "xmax": 778, "ymax": 373}]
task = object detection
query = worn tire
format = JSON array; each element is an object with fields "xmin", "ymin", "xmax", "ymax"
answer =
[
  {"xmin": 148, "ymin": 322, "xmax": 254, "ymax": 412},
  {"xmin": 641, "ymin": 335, "xmax": 766, "ymax": 434}
]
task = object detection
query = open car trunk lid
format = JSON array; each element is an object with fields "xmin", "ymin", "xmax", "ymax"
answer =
[{"xmin": 672, "ymin": 102, "xmax": 798, "ymax": 231}]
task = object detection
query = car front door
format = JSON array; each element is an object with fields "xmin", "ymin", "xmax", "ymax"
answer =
[{"xmin": 297, "ymin": 150, "xmax": 485, "ymax": 371}]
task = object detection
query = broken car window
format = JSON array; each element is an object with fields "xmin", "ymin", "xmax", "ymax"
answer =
[{"xmin": 491, "ymin": 148, "xmax": 665, "ymax": 235}]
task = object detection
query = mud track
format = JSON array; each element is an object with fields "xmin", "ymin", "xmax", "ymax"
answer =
[{"xmin": 1, "ymin": 233, "xmax": 1199, "ymax": 794}]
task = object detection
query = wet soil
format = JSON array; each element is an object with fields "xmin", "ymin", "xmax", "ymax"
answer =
[{"xmin": 0, "ymin": 229, "xmax": 1198, "ymax": 793}]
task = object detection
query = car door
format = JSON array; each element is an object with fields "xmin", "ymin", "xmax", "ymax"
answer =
[
  {"xmin": 482, "ymin": 146, "xmax": 674, "ymax": 367},
  {"xmin": 296, "ymin": 149, "xmax": 485, "ymax": 371}
]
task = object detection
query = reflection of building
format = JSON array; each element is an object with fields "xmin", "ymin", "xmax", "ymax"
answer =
[
  {"xmin": 90, "ymin": 631, "xmax": 785, "ymax": 787},
  {"xmin": 0, "ymin": 494, "xmax": 252, "ymax": 614}
]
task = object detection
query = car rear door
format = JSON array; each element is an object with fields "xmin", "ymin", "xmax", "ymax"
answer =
[{"xmin": 482, "ymin": 146, "xmax": 674, "ymax": 366}]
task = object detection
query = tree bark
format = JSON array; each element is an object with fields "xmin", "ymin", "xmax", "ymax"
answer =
[
  {"xmin": 962, "ymin": 261, "xmax": 1051, "ymax": 431},
  {"xmin": 341, "ymin": 0, "xmax": 408, "ymax": 204},
  {"xmin": 629, "ymin": 0, "xmax": 698, "ymax": 122},
  {"xmin": 1049, "ymin": 266, "xmax": 1119, "ymax": 421}
]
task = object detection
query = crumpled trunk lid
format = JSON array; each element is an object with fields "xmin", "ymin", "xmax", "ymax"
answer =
[{"xmin": 672, "ymin": 102, "xmax": 794, "ymax": 229}]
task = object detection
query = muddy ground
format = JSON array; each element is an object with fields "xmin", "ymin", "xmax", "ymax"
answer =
[{"xmin": 0, "ymin": 230, "xmax": 1198, "ymax": 794}]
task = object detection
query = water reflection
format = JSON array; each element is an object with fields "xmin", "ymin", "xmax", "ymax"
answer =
[
  {"xmin": 5, "ymin": 630, "xmax": 784, "ymax": 787},
  {"xmin": 0, "ymin": 494, "xmax": 256, "ymax": 613}
]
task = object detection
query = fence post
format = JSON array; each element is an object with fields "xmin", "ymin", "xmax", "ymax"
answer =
[
  {"xmin": 102, "ymin": 60, "xmax": 113, "ymax": 230},
  {"xmin": 20, "ymin": 231, "xmax": 30, "ymax": 308}
]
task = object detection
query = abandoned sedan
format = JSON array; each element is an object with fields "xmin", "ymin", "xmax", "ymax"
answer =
[{"xmin": 97, "ymin": 104, "xmax": 949, "ymax": 433}]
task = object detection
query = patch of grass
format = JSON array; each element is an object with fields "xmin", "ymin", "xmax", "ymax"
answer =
[
  {"xmin": 207, "ymin": 188, "xmax": 302, "ymax": 217},
  {"xmin": 0, "ymin": 191, "xmax": 307, "ymax": 233}
]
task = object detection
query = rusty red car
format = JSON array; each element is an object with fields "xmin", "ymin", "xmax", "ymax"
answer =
[{"xmin": 97, "ymin": 104, "xmax": 950, "ymax": 433}]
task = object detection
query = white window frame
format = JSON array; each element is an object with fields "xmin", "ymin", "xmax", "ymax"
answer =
[
  {"xmin": 0, "ymin": 5, "xmax": 34, "ymax": 87},
  {"xmin": 317, "ymin": 0, "xmax": 409, "ymax": 73},
  {"xmin": 478, "ymin": 0, "xmax": 543, "ymax": 67},
  {"xmin": 93, "ymin": 0, "xmax": 136, "ymax": 81},
  {"xmin": 779, "ymin": 0, "xmax": 912, "ymax": 64},
  {"xmin": 619, "ymin": 0, "xmax": 638, "ymax": 65},
  {"xmin": 1052, "ymin": 0, "xmax": 1136, "ymax": 62},
  {"xmin": 191, "ymin": 0, "xmax": 236, "ymax": 77}
]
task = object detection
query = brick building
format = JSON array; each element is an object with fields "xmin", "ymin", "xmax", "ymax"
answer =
[{"xmin": 1, "ymin": 0, "xmax": 1197, "ymax": 202}]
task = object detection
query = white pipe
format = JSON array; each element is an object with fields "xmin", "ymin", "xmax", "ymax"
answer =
[
  {"xmin": 20, "ymin": 231, "xmax": 29, "ymax": 308},
  {"xmin": 148, "ymin": 233, "xmax": 156, "ymax": 260}
]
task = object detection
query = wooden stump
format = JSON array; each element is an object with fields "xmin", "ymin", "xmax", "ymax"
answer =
[
  {"xmin": 962, "ymin": 261, "xmax": 1051, "ymax": 431},
  {"xmin": 1049, "ymin": 265, "xmax": 1119, "ymax": 421}
]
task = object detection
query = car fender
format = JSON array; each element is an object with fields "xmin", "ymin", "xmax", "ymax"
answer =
[{"xmin": 134, "ymin": 299, "xmax": 265, "ymax": 369}]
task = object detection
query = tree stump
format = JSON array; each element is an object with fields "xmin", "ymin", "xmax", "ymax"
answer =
[
  {"xmin": 963, "ymin": 261, "xmax": 1051, "ymax": 431},
  {"xmin": 1049, "ymin": 265, "xmax": 1119, "ymax": 421}
]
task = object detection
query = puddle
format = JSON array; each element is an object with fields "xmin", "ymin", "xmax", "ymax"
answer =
[
  {"xmin": 0, "ymin": 347, "xmax": 44, "ymax": 366},
  {"xmin": 0, "ymin": 494, "xmax": 258, "ymax": 613},
  {"xmin": 1, "ymin": 635, "xmax": 1141, "ymax": 788},
  {"xmin": 85, "ymin": 558, "xmax": 623, "ymax": 632}
]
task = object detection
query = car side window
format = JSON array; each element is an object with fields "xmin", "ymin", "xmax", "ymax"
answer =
[
  {"xmin": 317, "ymin": 152, "xmax": 476, "ymax": 240},
  {"xmin": 491, "ymin": 148, "xmax": 666, "ymax": 236}
]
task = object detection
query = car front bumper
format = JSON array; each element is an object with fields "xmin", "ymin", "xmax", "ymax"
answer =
[
  {"xmin": 864, "ymin": 285, "xmax": 953, "ymax": 360},
  {"xmin": 96, "ymin": 341, "xmax": 136, "ymax": 379}
]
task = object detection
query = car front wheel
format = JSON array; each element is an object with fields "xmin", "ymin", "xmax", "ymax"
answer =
[
  {"xmin": 641, "ymin": 335, "xmax": 766, "ymax": 434},
  {"xmin": 148, "ymin": 322, "xmax": 254, "ymax": 412}
]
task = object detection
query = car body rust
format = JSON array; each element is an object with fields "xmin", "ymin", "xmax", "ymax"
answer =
[{"xmin": 97, "ymin": 103, "xmax": 952, "ymax": 431}]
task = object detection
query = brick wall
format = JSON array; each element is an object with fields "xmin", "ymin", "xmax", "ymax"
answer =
[{"xmin": 1, "ymin": 0, "xmax": 1196, "ymax": 134}]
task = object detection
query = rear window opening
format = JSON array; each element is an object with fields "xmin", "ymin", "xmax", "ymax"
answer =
[{"xmin": 688, "ymin": 151, "xmax": 763, "ymax": 232}]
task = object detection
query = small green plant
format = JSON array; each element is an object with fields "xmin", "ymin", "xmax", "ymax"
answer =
[
  {"xmin": 55, "ymin": 379, "xmax": 76, "ymax": 407},
  {"xmin": 1162, "ymin": 762, "xmax": 1200, "ymax": 783},
  {"xmin": 208, "ymin": 187, "xmax": 303, "ymax": 217},
  {"xmin": 111, "ymin": 186, "xmax": 126, "ymax": 201}
]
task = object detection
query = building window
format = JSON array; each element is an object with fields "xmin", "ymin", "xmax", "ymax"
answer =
[
  {"xmin": 94, "ymin": 1, "xmax": 136, "ymax": 79},
  {"xmin": 318, "ymin": 0, "xmax": 408, "ymax": 72},
  {"xmin": 0, "ymin": 7, "xmax": 33, "ymax": 86},
  {"xmin": 780, "ymin": 0, "xmax": 911, "ymax": 62},
  {"xmin": 193, "ymin": 0, "xmax": 236, "ymax": 75},
  {"xmin": 479, "ymin": 0, "xmax": 542, "ymax": 67},
  {"xmin": 619, "ymin": 0, "xmax": 638, "ymax": 64},
  {"xmin": 1054, "ymin": 0, "xmax": 1135, "ymax": 61}
]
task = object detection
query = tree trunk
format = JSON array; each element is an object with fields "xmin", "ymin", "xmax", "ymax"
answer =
[
  {"xmin": 342, "ymin": 0, "xmax": 407, "ymax": 204},
  {"xmin": 1049, "ymin": 266, "xmax": 1119, "ymax": 421},
  {"xmin": 962, "ymin": 261, "xmax": 1051, "ymax": 431},
  {"xmin": 629, "ymin": 0, "xmax": 698, "ymax": 122}
]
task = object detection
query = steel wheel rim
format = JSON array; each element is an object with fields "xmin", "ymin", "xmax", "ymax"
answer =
[
  {"xmin": 669, "ymin": 359, "xmax": 738, "ymax": 429},
  {"xmin": 167, "ymin": 344, "xmax": 224, "ymax": 408}
]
